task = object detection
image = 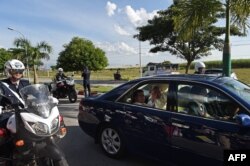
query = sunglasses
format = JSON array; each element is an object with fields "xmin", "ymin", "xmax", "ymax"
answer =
[{"xmin": 10, "ymin": 69, "xmax": 24, "ymax": 74}]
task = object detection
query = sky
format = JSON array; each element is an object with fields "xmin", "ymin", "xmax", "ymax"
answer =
[{"xmin": 0, "ymin": 0, "xmax": 250, "ymax": 69}]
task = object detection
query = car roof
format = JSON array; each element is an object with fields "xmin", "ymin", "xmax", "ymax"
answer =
[
  {"xmin": 140, "ymin": 74, "xmax": 220, "ymax": 83},
  {"xmin": 206, "ymin": 68, "xmax": 222, "ymax": 70}
]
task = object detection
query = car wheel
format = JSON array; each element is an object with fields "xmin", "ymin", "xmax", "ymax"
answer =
[{"xmin": 99, "ymin": 126, "xmax": 125, "ymax": 158}]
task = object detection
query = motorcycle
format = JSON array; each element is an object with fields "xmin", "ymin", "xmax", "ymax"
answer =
[
  {"xmin": 51, "ymin": 76, "xmax": 77, "ymax": 103},
  {"xmin": 0, "ymin": 84, "xmax": 68, "ymax": 166}
]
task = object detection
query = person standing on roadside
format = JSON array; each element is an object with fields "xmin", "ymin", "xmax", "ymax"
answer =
[{"xmin": 82, "ymin": 66, "xmax": 91, "ymax": 97}]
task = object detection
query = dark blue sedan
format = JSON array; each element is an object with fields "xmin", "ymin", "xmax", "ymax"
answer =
[{"xmin": 78, "ymin": 74, "xmax": 250, "ymax": 166}]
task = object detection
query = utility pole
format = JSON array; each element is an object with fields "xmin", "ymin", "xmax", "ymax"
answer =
[
  {"xmin": 139, "ymin": 39, "xmax": 142, "ymax": 77},
  {"xmin": 8, "ymin": 27, "xmax": 30, "ymax": 82},
  {"xmin": 222, "ymin": 0, "xmax": 231, "ymax": 77}
]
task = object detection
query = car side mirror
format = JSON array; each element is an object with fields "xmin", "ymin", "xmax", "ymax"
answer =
[{"xmin": 235, "ymin": 114, "xmax": 250, "ymax": 127}]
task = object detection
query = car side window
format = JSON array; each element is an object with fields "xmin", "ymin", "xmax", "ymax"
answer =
[
  {"xmin": 119, "ymin": 82, "xmax": 169, "ymax": 110},
  {"xmin": 177, "ymin": 84, "xmax": 246, "ymax": 122},
  {"xmin": 205, "ymin": 89, "xmax": 246, "ymax": 121}
]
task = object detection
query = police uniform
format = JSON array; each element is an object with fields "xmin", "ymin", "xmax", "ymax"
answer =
[{"xmin": 0, "ymin": 78, "xmax": 30, "ymax": 106}]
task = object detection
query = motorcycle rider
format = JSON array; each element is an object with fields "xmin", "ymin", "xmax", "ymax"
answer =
[
  {"xmin": 0, "ymin": 59, "xmax": 30, "ymax": 107},
  {"xmin": 56, "ymin": 68, "xmax": 67, "ymax": 82},
  {"xmin": 194, "ymin": 61, "xmax": 206, "ymax": 74},
  {"xmin": 55, "ymin": 68, "xmax": 68, "ymax": 93},
  {"xmin": 0, "ymin": 59, "xmax": 29, "ymax": 164},
  {"xmin": 0, "ymin": 61, "xmax": 68, "ymax": 166}
]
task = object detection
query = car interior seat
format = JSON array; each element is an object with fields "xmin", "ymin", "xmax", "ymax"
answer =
[
  {"xmin": 188, "ymin": 86, "xmax": 208, "ymax": 116},
  {"xmin": 177, "ymin": 86, "xmax": 192, "ymax": 113}
]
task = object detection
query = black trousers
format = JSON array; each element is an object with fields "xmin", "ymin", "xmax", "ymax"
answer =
[{"xmin": 83, "ymin": 80, "xmax": 91, "ymax": 97}]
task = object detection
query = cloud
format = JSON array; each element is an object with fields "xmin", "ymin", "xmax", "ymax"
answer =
[
  {"xmin": 96, "ymin": 41, "xmax": 137, "ymax": 55},
  {"xmin": 106, "ymin": 1, "xmax": 117, "ymax": 16},
  {"xmin": 124, "ymin": 5, "xmax": 158, "ymax": 26},
  {"xmin": 114, "ymin": 24, "xmax": 131, "ymax": 36},
  {"xmin": 118, "ymin": 42, "xmax": 137, "ymax": 54}
]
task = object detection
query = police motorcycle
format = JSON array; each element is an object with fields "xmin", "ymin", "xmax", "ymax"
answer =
[
  {"xmin": 0, "ymin": 84, "xmax": 68, "ymax": 166},
  {"xmin": 51, "ymin": 75, "xmax": 77, "ymax": 103}
]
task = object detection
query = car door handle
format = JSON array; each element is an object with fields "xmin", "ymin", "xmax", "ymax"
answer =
[
  {"xmin": 171, "ymin": 119, "xmax": 190, "ymax": 129},
  {"xmin": 172, "ymin": 122, "xmax": 190, "ymax": 129}
]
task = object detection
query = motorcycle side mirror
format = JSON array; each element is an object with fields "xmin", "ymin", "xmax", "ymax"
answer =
[
  {"xmin": 0, "ymin": 88, "xmax": 12, "ymax": 107},
  {"xmin": 0, "ymin": 106, "xmax": 2, "ymax": 115},
  {"xmin": 0, "ymin": 87, "xmax": 3, "ymax": 96},
  {"xmin": 235, "ymin": 114, "xmax": 250, "ymax": 127},
  {"xmin": 49, "ymin": 96, "xmax": 59, "ymax": 106}
]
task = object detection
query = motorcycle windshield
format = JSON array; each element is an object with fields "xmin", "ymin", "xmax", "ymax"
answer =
[{"xmin": 19, "ymin": 84, "xmax": 51, "ymax": 118}]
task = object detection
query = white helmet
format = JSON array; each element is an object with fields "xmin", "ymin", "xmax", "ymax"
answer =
[
  {"xmin": 195, "ymin": 62, "xmax": 206, "ymax": 72},
  {"xmin": 4, "ymin": 59, "xmax": 25, "ymax": 76},
  {"xmin": 58, "ymin": 68, "xmax": 63, "ymax": 72}
]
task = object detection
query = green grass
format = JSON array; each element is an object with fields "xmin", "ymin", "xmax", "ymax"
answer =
[
  {"xmin": 85, "ymin": 68, "xmax": 250, "ymax": 93},
  {"xmin": 92, "ymin": 68, "xmax": 250, "ymax": 84},
  {"xmin": 4, "ymin": 67, "xmax": 249, "ymax": 94},
  {"xmin": 35, "ymin": 67, "xmax": 250, "ymax": 85},
  {"xmin": 75, "ymin": 83, "xmax": 114, "ymax": 93}
]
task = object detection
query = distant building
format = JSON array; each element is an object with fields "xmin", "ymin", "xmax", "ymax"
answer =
[{"xmin": 142, "ymin": 62, "xmax": 179, "ymax": 76}]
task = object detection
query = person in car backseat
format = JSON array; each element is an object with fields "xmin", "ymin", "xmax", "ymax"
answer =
[
  {"xmin": 131, "ymin": 89, "xmax": 147, "ymax": 106},
  {"xmin": 147, "ymin": 86, "xmax": 167, "ymax": 109}
]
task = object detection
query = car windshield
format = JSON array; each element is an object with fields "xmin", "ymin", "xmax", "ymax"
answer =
[{"xmin": 217, "ymin": 78, "xmax": 250, "ymax": 104}]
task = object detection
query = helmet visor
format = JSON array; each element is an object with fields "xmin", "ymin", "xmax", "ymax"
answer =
[{"xmin": 10, "ymin": 69, "xmax": 24, "ymax": 74}]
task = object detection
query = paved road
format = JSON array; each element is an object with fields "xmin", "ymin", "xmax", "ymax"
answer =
[{"xmin": 57, "ymin": 97, "xmax": 164, "ymax": 166}]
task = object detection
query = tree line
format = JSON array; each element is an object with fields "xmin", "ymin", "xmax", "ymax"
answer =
[
  {"xmin": 0, "ymin": 37, "xmax": 108, "ymax": 83},
  {"xmin": 179, "ymin": 59, "xmax": 250, "ymax": 70}
]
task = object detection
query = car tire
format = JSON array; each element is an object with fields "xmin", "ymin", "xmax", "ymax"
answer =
[{"xmin": 99, "ymin": 126, "xmax": 125, "ymax": 158}]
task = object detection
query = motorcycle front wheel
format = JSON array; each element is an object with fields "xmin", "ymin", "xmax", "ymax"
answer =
[
  {"xmin": 68, "ymin": 90, "xmax": 77, "ymax": 103},
  {"xmin": 38, "ymin": 158, "xmax": 68, "ymax": 166}
]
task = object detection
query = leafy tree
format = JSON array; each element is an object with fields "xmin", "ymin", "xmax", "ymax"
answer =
[
  {"xmin": 8, "ymin": 48, "xmax": 24, "ymax": 60},
  {"xmin": 0, "ymin": 48, "xmax": 12, "ymax": 71},
  {"xmin": 50, "ymin": 65, "xmax": 57, "ymax": 70},
  {"xmin": 13, "ymin": 38, "xmax": 52, "ymax": 83},
  {"xmin": 172, "ymin": 0, "xmax": 250, "ymax": 76},
  {"xmin": 135, "ymin": 6, "xmax": 226, "ymax": 73},
  {"xmin": 57, "ymin": 37, "xmax": 108, "ymax": 71}
]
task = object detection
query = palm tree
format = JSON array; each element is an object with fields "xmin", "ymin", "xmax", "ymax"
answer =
[
  {"xmin": 13, "ymin": 37, "xmax": 31, "ymax": 60},
  {"xmin": 13, "ymin": 38, "xmax": 52, "ymax": 83},
  {"xmin": 173, "ymin": 0, "xmax": 250, "ymax": 76},
  {"xmin": 30, "ymin": 41, "xmax": 52, "ymax": 83}
]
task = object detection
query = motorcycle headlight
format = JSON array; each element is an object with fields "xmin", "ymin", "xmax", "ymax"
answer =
[
  {"xmin": 29, "ymin": 122, "xmax": 49, "ymax": 136},
  {"xmin": 51, "ymin": 117, "xmax": 59, "ymax": 133},
  {"xmin": 28, "ymin": 117, "xmax": 59, "ymax": 136}
]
